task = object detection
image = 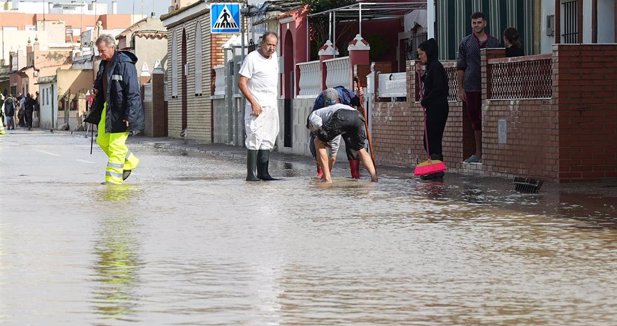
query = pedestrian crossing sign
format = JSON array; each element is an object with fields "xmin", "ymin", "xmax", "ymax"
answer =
[{"xmin": 211, "ymin": 3, "xmax": 241, "ymax": 34}]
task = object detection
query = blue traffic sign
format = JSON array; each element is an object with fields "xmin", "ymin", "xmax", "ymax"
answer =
[{"xmin": 211, "ymin": 3, "xmax": 241, "ymax": 34}]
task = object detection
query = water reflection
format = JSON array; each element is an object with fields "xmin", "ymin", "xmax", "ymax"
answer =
[
  {"xmin": 414, "ymin": 179, "xmax": 447, "ymax": 199},
  {"xmin": 91, "ymin": 185, "xmax": 142, "ymax": 321}
]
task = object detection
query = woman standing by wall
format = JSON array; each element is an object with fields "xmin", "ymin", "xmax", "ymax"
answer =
[{"xmin": 417, "ymin": 38, "xmax": 449, "ymax": 179}]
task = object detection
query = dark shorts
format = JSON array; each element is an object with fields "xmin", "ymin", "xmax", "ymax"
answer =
[
  {"xmin": 317, "ymin": 109, "xmax": 367, "ymax": 151},
  {"xmin": 463, "ymin": 91, "xmax": 482, "ymax": 130}
]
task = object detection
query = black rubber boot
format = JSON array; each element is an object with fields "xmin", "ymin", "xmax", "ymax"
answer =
[
  {"xmin": 257, "ymin": 149, "xmax": 278, "ymax": 181},
  {"xmin": 246, "ymin": 150, "xmax": 260, "ymax": 181}
]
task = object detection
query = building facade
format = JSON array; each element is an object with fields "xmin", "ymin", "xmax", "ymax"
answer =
[{"xmin": 162, "ymin": 0, "xmax": 232, "ymax": 142}]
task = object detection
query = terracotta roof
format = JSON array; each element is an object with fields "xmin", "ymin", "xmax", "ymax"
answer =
[{"xmin": 133, "ymin": 31, "xmax": 167, "ymax": 39}]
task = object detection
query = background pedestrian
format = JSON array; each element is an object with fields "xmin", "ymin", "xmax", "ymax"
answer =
[
  {"xmin": 504, "ymin": 27, "xmax": 524, "ymax": 57},
  {"xmin": 456, "ymin": 12, "xmax": 500, "ymax": 163}
]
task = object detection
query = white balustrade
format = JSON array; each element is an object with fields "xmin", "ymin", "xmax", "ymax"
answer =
[
  {"xmin": 378, "ymin": 72, "xmax": 407, "ymax": 98},
  {"xmin": 324, "ymin": 56, "xmax": 351, "ymax": 89},
  {"xmin": 297, "ymin": 60, "xmax": 321, "ymax": 98},
  {"xmin": 213, "ymin": 65, "xmax": 226, "ymax": 97}
]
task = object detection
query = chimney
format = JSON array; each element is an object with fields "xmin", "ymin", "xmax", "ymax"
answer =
[{"xmin": 112, "ymin": 0, "xmax": 117, "ymax": 14}]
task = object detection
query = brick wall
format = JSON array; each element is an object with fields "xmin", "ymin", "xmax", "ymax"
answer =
[
  {"xmin": 166, "ymin": 14, "xmax": 213, "ymax": 143},
  {"xmin": 483, "ymin": 99, "xmax": 559, "ymax": 180},
  {"xmin": 554, "ymin": 44, "xmax": 617, "ymax": 181},
  {"xmin": 481, "ymin": 48, "xmax": 560, "ymax": 181},
  {"xmin": 371, "ymin": 61, "xmax": 465, "ymax": 170},
  {"xmin": 211, "ymin": 33, "xmax": 231, "ymax": 68}
]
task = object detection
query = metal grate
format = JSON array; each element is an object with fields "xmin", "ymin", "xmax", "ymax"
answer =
[
  {"xmin": 562, "ymin": 0, "xmax": 578, "ymax": 44},
  {"xmin": 487, "ymin": 55, "xmax": 552, "ymax": 99}
]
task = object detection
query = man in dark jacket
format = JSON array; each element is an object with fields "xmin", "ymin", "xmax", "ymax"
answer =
[{"xmin": 85, "ymin": 34, "xmax": 144, "ymax": 185}]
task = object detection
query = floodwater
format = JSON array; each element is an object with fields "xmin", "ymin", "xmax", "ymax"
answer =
[{"xmin": 1, "ymin": 131, "xmax": 616, "ymax": 325}]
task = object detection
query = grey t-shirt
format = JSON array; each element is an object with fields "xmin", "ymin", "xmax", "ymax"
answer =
[
  {"xmin": 308, "ymin": 103, "xmax": 356, "ymax": 156},
  {"xmin": 456, "ymin": 33, "xmax": 501, "ymax": 92}
]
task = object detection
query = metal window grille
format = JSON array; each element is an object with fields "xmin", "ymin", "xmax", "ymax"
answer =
[{"xmin": 562, "ymin": 0, "xmax": 578, "ymax": 43}]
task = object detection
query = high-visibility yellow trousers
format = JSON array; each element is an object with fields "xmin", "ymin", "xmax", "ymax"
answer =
[{"xmin": 96, "ymin": 103, "xmax": 139, "ymax": 184}]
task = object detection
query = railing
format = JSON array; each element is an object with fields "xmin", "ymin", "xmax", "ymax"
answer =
[
  {"xmin": 297, "ymin": 60, "xmax": 321, "ymax": 97},
  {"xmin": 487, "ymin": 54, "xmax": 552, "ymax": 99},
  {"xmin": 324, "ymin": 56, "xmax": 350, "ymax": 89},
  {"xmin": 213, "ymin": 65, "xmax": 225, "ymax": 97},
  {"xmin": 444, "ymin": 63, "xmax": 460, "ymax": 102},
  {"xmin": 378, "ymin": 72, "xmax": 407, "ymax": 98}
]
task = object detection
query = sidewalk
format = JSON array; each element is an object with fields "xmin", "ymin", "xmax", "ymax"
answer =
[{"xmin": 126, "ymin": 135, "xmax": 617, "ymax": 198}]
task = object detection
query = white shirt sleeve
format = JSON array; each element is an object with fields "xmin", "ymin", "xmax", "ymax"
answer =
[{"xmin": 238, "ymin": 53, "xmax": 253, "ymax": 79}]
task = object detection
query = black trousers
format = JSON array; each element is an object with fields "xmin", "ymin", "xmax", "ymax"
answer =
[
  {"xmin": 25, "ymin": 109, "xmax": 33, "ymax": 128},
  {"xmin": 423, "ymin": 103, "xmax": 449, "ymax": 161}
]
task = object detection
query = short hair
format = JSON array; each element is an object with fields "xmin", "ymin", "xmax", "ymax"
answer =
[
  {"xmin": 323, "ymin": 88, "xmax": 338, "ymax": 105},
  {"xmin": 471, "ymin": 12, "xmax": 486, "ymax": 20},
  {"xmin": 95, "ymin": 34, "xmax": 116, "ymax": 48},
  {"xmin": 261, "ymin": 31, "xmax": 278, "ymax": 44}
]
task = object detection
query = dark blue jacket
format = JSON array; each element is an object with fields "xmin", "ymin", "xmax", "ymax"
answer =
[{"xmin": 85, "ymin": 50, "xmax": 145, "ymax": 133}]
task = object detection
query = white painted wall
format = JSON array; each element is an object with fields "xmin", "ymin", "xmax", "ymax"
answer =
[
  {"xmin": 38, "ymin": 82, "xmax": 58, "ymax": 130},
  {"xmin": 541, "ymin": 0, "xmax": 556, "ymax": 54},
  {"xmin": 598, "ymin": 0, "xmax": 615, "ymax": 43},
  {"xmin": 541, "ymin": 0, "xmax": 615, "ymax": 54}
]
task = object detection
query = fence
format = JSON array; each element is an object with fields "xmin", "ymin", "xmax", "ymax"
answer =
[
  {"xmin": 297, "ymin": 60, "xmax": 321, "ymax": 97},
  {"xmin": 324, "ymin": 56, "xmax": 351, "ymax": 89},
  {"xmin": 487, "ymin": 54, "xmax": 553, "ymax": 99}
]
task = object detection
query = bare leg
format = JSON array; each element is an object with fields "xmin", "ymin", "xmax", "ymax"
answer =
[
  {"xmin": 315, "ymin": 137, "xmax": 332, "ymax": 183},
  {"xmin": 357, "ymin": 149, "xmax": 378, "ymax": 182},
  {"xmin": 474, "ymin": 130, "xmax": 482, "ymax": 158},
  {"xmin": 329, "ymin": 157, "xmax": 336, "ymax": 171}
]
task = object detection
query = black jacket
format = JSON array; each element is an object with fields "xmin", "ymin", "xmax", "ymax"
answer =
[
  {"xmin": 506, "ymin": 46, "xmax": 524, "ymax": 57},
  {"xmin": 85, "ymin": 51, "xmax": 145, "ymax": 133},
  {"xmin": 419, "ymin": 39, "xmax": 449, "ymax": 109}
]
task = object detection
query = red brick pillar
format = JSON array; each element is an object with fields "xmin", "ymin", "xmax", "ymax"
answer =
[
  {"xmin": 318, "ymin": 40, "xmax": 338, "ymax": 90},
  {"xmin": 348, "ymin": 34, "xmax": 370, "ymax": 90}
]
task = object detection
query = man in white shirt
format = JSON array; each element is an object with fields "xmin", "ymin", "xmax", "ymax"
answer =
[{"xmin": 238, "ymin": 32, "xmax": 280, "ymax": 181}]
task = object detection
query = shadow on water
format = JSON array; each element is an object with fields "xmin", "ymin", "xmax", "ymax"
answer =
[{"xmin": 90, "ymin": 184, "xmax": 144, "ymax": 322}]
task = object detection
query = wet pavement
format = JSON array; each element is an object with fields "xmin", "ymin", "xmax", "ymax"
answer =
[{"xmin": 1, "ymin": 130, "xmax": 616, "ymax": 325}]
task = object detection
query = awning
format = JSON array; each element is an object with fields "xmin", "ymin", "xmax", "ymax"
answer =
[
  {"xmin": 308, "ymin": 2, "xmax": 426, "ymax": 21},
  {"xmin": 308, "ymin": 2, "xmax": 426, "ymax": 39}
]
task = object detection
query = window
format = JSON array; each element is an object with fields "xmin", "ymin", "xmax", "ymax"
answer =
[
  {"xmin": 562, "ymin": 0, "xmax": 578, "ymax": 43},
  {"xmin": 194, "ymin": 21, "xmax": 203, "ymax": 96}
]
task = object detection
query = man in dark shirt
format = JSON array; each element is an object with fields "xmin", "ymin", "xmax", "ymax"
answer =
[{"xmin": 456, "ymin": 12, "xmax": 500, "ymax": 163}]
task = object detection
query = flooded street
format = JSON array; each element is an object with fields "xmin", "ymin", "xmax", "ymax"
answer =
[{"xmin": 1, "ymin": 131, "xmax": 616, "ymax": 325}]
